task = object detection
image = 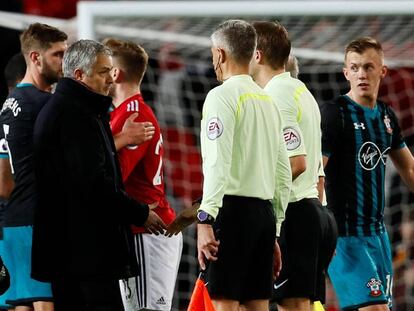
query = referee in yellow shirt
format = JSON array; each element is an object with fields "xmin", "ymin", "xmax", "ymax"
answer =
[
  {"xmin": 196, "ymin": 20, "xmax": 292, "ymax": 311},
  {"xmin": 250, "ymin": 21, "xmax": 338, "ymax": 311}
]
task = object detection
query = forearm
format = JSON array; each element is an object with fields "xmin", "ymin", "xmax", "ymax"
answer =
[
  {"xmin": 113, "ymin": 132, "xmax": 129, "ymax": 151},
  {"xmin": 317, "ymin": 176, "xmax": 325, "ymax": 204}
]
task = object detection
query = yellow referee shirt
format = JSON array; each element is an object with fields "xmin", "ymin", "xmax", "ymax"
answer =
[
  {"xmin": 265, "ymin": 72, "xmax": 322, "ymax": 203},
  {"xmin": 199, "ymin": 75, "xmax": 291, "ymax": 236}
]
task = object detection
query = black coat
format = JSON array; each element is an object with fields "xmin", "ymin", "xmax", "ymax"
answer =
[{"xmin": 32, "ymin": 78, "xmax": 149, "ymax": 282}]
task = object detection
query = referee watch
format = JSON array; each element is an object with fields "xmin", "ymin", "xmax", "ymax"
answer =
[{"xmin": 197, "ymin": 210, "xmax": 215, "ymax": 225}]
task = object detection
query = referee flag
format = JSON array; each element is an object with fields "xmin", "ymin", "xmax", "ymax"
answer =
[
  {"xmin": 187, "ymin": 272, "xmax": 215, "ymax": 311},
  {"xmin": 313, "ymin": 301, "xmax": 325, "ymax": 311}
]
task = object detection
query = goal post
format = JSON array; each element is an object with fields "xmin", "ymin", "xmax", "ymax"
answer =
[{"xmin": 72, "ymin": 2, "xmax": 414, "ymax": 310}]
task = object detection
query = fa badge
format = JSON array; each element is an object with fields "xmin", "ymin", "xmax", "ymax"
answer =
[
  {"xmin": 366, "ymin": 278, "xmax": 382, "ymax": 297},
  {"xmin": 384, "ymin": 115, "xmax": 393, "ymax": 134}
]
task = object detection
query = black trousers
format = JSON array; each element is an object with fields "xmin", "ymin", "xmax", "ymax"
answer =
[{"xmin": 52, "ymin": 278, "xmax": 124, "ymax": 311}]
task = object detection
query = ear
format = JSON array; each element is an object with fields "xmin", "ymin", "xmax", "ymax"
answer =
[
  {"xmin": 380, "ymin": 65, "xmax": 387, "ymax": 79},
  {"xmin": 343, "ymin": 67, "xmax": 350, "ymax": 81},
  {"xmin": 218, "ymin": 48, "xmax": 226, "ymax": 64},
  {"xmin": 255, "ymin": 49, "xmax": 264, "ymax": 64},
  {"xmin": 29, "ymin": 51, "xmax": 40, "ymax": 66},
  {"xmin": 73, "ymin": 68, "xmax": 84, "ymax": 81},
  {"xmin": 112, "ymin": 67, "xmax": 122, "ymax": 83}
]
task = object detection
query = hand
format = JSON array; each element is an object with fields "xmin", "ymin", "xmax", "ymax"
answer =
[
  {"xmin": 122, "ymin": 113, "xmax": 155, "ymax": 146},
  {"xmin": 273, "ymin": 240, "xmax": 282, "ymax": 280},
  {"xmin": 197, "ymin": 224, "xmax": 220, "ymax": 270},
  {"xmin": 144, "ymin": 210, "xmax": 167, "ymax": 235},
  {"xmin": 165, "ymin": 203, "xmax": 199, "ymax": 237}
]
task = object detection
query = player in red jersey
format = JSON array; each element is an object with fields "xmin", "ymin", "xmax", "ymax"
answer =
[{"xmin": 104, "ymin": 38, "xmax": 183, "ymax": 311}]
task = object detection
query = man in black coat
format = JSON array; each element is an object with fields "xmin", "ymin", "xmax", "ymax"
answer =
[{"xmin": 32, "ymin": 39, "xmax": 166, "ymax": 311}]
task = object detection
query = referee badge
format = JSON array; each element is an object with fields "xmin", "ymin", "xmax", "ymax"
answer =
[
  {"xmin": 283, "ymin": 127, "xmax": 301, "ymax": 151},
  {"xmin": 207, "ymin": 117, "xmax": 223, "ymax": 140},
  {"xmin": 383, "ymin": 115, "xmax": 393, "ymax": 135}
]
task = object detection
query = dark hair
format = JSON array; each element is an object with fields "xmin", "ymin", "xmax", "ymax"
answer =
[
  {"xmin": 4, "ymin": 53, "xmax": 26, "ymax": 89},
  {"xmin": 102, "ymin": 38, "xmax": 148, "ymax": 83},
  {"xmin": 345, "ymin": 37, "xmax": 383, "ymax": 61},
  {"xmin": 20, "ymin": 23, "xmax": 67, "ymax": 56},
  {"xmin": 252, "ymin": 21, "xmax": 291, "ymax": 70}
]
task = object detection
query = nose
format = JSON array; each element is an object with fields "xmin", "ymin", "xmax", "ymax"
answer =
[
  {"xmin": 107, "ymin": 73, "xmax": 113, "ymax": 84},
  {"xmin": 357, "ymin": 67, "xmax": 367, "ymax": 79}
]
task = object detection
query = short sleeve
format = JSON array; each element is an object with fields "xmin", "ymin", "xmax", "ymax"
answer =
[
  {"xmin": 0, "ymin": 123, "xmax": 9, "ymax": 159},
  {"xmin": 320, "ymin": 102, "xmax": 342, "ymax": 158},
  {"xmin": 387, "ymin": 106, "xmax": 406, "ymax": 150}
]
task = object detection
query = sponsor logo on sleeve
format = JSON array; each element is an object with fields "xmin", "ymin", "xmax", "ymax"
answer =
[
  {"xmin": 283, "ymin": 127, "xmax": 301, "ymax": 150},
  {"xmin": 384, "ymin": 115, "xmax": 393, "ymax": 134},
  {"xmin": 207, "ymin": 117, "xmax": 223, "ymax": 140},
  {"xmin": 0, "ymin": 138, "xmax": 8, "ymax": 153}
]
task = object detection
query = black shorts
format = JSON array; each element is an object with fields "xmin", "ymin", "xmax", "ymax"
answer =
[
  {"xmin": 52, "ymin": 278, "xmax": 124, "ymax": 311},
  {"xmin": 272, "ymin": 198, "xmax": 338, "ymax": 303},
  {"xmin": 206, "ymin": 195, "xmax": 276, "ymax": 302}
]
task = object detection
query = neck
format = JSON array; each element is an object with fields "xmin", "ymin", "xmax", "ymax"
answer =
[
  {"xmin": 221, "ymin": 62, "xmax": 250, "ymax": 81},
  {"xmin": 347, "ymin": 90, "xmax": 377, "ymax": 109},
  {"xmin": 112, "ymin": 82, "xmax": 141, "ymax": 108},
  {"xmin": 20, "ymin": 68, "xmax": 52, "ymax": 92},
  {"xmin": 254, "ymin": 66, "xmax": 285, "ymax": 88}
]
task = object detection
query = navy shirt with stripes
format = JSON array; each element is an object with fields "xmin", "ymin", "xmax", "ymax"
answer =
[
  {"xmin": 0, "ymin": 83, "xmax": 51, "ymax": 227},
  {"xmin": 321, "ymin": 95, "xmax": 405, "ymax": 237}
]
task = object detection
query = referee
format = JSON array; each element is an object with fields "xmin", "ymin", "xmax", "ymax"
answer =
[
  {"xmin": 196, "ymin": 20, "xmax": 292, "ymax": 311},
  {"xmin": 250, "ymin": 21, "xmax": 338, "ymax": 310}
]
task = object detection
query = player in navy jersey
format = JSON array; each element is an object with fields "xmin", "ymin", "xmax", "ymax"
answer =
[
  {"xmin": 321, "ymin": 37, "xmax": 414, "ymax": 311},
  {"xmin": 0, "ymin": 23, "xmax": 68, "ymax": 311},
  {"xmin": 0, "ymin": 52, "xmax": 26, "ymax": 311}
]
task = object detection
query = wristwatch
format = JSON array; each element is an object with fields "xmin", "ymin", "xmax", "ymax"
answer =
[{"xmin": 197, "ymin": 210, "xmax": 215, "ymax": 225}]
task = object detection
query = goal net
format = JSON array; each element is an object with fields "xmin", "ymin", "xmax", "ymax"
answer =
[
  {"xmin": 75, "ymin": 2, "xmax": 414, "ymax": 309},
  {"xmin": 1, "ymin": 1, "xmax": 413, "ymax": 309}
]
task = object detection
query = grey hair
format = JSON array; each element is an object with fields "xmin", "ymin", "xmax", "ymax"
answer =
[
  {"xmin": 286, "ymin": 54, "xmax": 299, "ymax": 78},
  {"xmin": 63, "ymin": 39, "xmax": 112, "ymax": 78},
  {"xmin": 211, "ymin": 19, "xmax": 257, "ymax": 65}
]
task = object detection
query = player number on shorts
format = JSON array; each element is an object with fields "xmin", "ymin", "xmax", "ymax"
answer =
[
  {"xmin": 385, "ymin": 274, "xmax": 393, "ymax": 298},
  {"xmin": 153, "ymin": 135, "xmax": 163, "ymax": 186},
  {"xmin": 2, "ymin": 124, "xmax": 14, "ymax": 174}
]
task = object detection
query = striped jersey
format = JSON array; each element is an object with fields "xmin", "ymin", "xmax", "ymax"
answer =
[
  {"xmin": 110, "ymin": 94, "xmax": 175, "ymax": 234},
  {"xmin": 321, "ymin": 95, "xmax": 405, "ymax": 236}
]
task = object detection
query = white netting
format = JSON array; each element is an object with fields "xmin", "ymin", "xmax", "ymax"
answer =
[
  {"xmin": 85, "ymin": 11, "xmax": 414, "ymax": 310},
  {"xmin": 1, "ymin": 2, "xmax": 413, "ymax": 309}
]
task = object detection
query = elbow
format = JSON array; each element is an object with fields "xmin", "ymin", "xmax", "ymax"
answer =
[
  {"xmin": 292, "ymin": 162, "xmax": 306, "ymax": 181},
  {"xmin": 0, "ymin": 186, "xmax": 13, "ymax": 200}
]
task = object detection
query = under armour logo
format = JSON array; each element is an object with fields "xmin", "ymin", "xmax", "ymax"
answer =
[{"xmin": 354, "ymin": 122, "xmax": 365, "ymax": 130}]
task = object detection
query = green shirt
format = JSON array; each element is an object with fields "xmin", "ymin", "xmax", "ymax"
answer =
[
  {"xmin": 199, "ymin": 75, "xmax": 291, "ymax": 235},
  {"xmin": 265, "ymin": 72, "xmax": 322, "ymax": 202}
]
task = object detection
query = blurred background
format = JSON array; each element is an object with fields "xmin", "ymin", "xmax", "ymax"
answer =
[{"xmin": 0, "ymin": 1, "xmax": 413, "ymax": 310}]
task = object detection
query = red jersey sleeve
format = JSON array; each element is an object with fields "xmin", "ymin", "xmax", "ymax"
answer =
[{"xmin": 110, "ymin": 102, "xmax": 157, "ymax": 182}]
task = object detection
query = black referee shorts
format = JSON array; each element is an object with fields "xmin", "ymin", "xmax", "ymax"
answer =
[
  {"xmin": 272, "ymin": 198, "xmax": 338, "ymax": 303},
  {"xmin": 206, "ymin": 195, "xmax": 276, "ymax": 302}
]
